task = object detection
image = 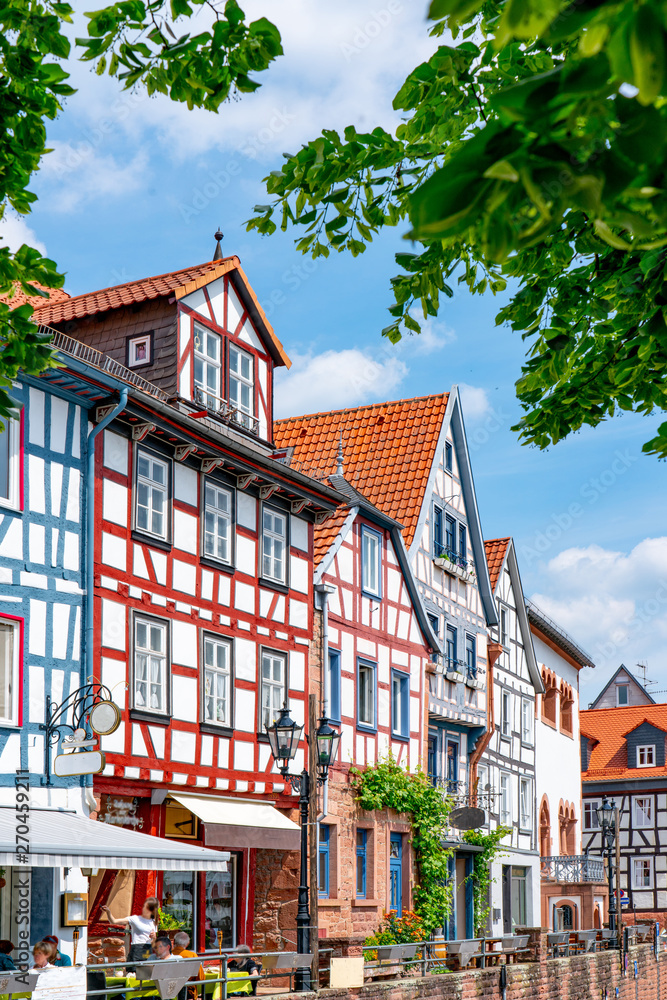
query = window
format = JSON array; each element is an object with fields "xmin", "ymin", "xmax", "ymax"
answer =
[
  {"xmin": 135, "ymin": 449, "xmax": 169, "ymax": 540},
  {"xmin": 204, "ymin": 866, "xmax": 235, "ymax": 949},
  {"xmin": 327, "ymin": 649, "xmax": 341, "ymax": 724},
  {"xmin": 617, "ymin": 684, "xmax": 629, "ymax": 706},
  {"xmin": 361, "ymin": 527, "xmax": 382, "ymax": 597},
  {"xmin": 433, "ymin": 507, "xmax": 443, "ymax": 557},
  {"xmin": 459, "ymin": 524, "xmax": 467, "ymax": 563},
  {"xmin": 193, "ymin": 322, "xmax": 222, "ymax": 408},
  {"xmin": 203, "ymin": 482, "xmax": 232, "ymax": 564},
  {"xmin": 521, "ymin": 698, "xmax": 534, "ymax": 745},
  {"xmin": 583, "ymin": 800, "xmax": 600, "ymax": 831},
  {"xmin": 510, "ymin": 867, "xmax": 527, "ymax": 927},
  {"xmin": 500, "ymin": 607, "xmax": 508, "ymax": 647},
  {"xmin": 162, "ymin": 872, "xmax": 195, "ymax": 944},
  {"xmin": 261, "ymin": 507, "xmax": 287, "ymax": 584},
  {"xmin": 260, "ymin": 650, "xmax": 286, "ymax": 730},
  {"xmin": 500, "ymin": 772, "xmax": 511, "ymax": 825},
  {"xmin": 637, "ymin": 745, "xmax": 656, "ymax": 767},
  {"xmin": 445, "ymin": 625, "xmax": 458, "ymax": 671},
  {"xmin": 477, "ymin": 765, "xmax": 491, "ymax": 812},
  {"xmin": 229, "ymin": 344, "xmax": 254, "ymax": 425},
  {"xmin": 0, "ymin": 618, "xmax": 19, "ymax": 725},
  {"xmin": 318, "ymin": 825, "xmax": 330, "ymax": 897},
  {"xmin": 560, "ymin": 690, "xmax": 574, "ymax": 736},
  {"xmin": 133, "ymin": 615, "xmax": 169, "ymax": 714},
  {"xmin": 445, "ymin": 441, "xmax": 453, "ymax": 472},
  {"xmin": 632, "ymin": 857, "xmax": 653, "ymax": 889},
  {"xmin": 203, "ymin": 635, "xmax": 232, "ymax": 727},
  {"xmin": 519, "ymin": 777, "xmax": 532, "ymax": 831},
  {"xmin": 465, "ymin": 634, "xmax": 476, "ymax": 680},
  {"xmin": 391, "ymin": 670, "xmax": 409, "ymax": 739},
  {"xmin": 633, "ymin": 797, "xmax": 653, "ymax": 829},
  {"xmin": 501, "ymin": 689, "xmax": 511, "ymax": 738},
  {"xmin": 427, "ymin": 613, "xmax": 439, "ymax": 663},
  {"xmin": 127, "ymin": 333, "xmax": 152, "ymax": 368},
  {"xmin": 0, "ymin": 417, "xmax": 20, "ymax": 510},
  {"xmin": 357, "ymin": 660, "xmax": 376, "ymax": 730},
  {"xmin": 445, "ymin": 515, "xmax": 455, "ymax": 555},
  {"xmin": 356, "ymin": 829, "xmax": 367, "ymax": 898}
]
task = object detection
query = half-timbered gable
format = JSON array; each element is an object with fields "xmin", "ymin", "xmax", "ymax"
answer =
[
  {"xmin": 480, "ymin": 537, "xmax": 543, "ymax": 933},
  {"xmin": 581, "ymin": 704, "xmax": 667, "ymax": 926}
]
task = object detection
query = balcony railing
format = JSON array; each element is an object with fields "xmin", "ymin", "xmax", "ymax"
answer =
[
  {"xmin": 541, "ymin": 854, "xmax": 605, "ymax": 883},
  {"xmin": 434, "ymin": 545, "xmax": 475, "ymax": 582},
  {"xmin": 194, "ymin": 386, "xmax": 260, "ymax": 435}
]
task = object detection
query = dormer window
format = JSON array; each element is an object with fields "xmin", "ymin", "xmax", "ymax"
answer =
[
  {"xmin": 229, "ymin": 344, "xmax": 254, "ymax": 427},
  {"xmin": 194, "ymin": 323, "xmax": 222, "ymax": 409},
  {"xmin": 637, "ymin": 745, "xmax": 655, "ymax": 767}
]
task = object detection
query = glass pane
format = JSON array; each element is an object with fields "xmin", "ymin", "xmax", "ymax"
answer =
[
  {"xmin": 138, "ymin": 456, "xmax": 150, "ymax": 478},
  {"xmin": 0, "ymin": 624, "xmax": 12, "ymax": 717},
  {"xmin": 162, "ymin": 872, "xmax": 195, "ymax": 943},
  {"xmin": 151, "ymin": 460, "xmax": 165, "ymax": 486},
  {"xmin": 205, "ymin": 869, "xmax": 234, "ymax": 949}
]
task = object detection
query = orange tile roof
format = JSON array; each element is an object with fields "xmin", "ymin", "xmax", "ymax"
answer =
[
  {"xmin": 484, "ymin": 537, "xmax": 511, "ymax": 592},
  {"xmin": 33, "ymin": 257, "xmax": 291, "ymax": 368},
  {"xmin": 0, "ymin": 283, "xmax": 70, "ymax": 309},
  {"xmin": 581, "ymin": 704, "xmax": 667, "ymax": 782},
  {"xmin": 314, "ymin": 504, "xmax": 352, "ymax": 566},
  {"xmin": 274, "ymin": 393, "xmax": 449, "ymax": 551}
]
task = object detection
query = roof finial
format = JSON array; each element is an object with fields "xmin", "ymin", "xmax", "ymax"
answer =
[
  {"xmin": 213, "ymin": 227, "xmax": 224, "ymax": 261},
  {"xmin": 336, "ymin": 432, "xmax": 344, "ymax": 476}
]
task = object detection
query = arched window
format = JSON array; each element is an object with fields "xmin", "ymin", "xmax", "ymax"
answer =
[
  {"xmin": 541, "ymin": 669, "xmax": 558, "ymax": 726},
  {"xmin": 540, "ymin": 797, "xmax": 551, "ymax": 857},
  {"xmin": 561, "ymin": 683, "xmax": 574, "ymax": 736},
  {"xmin": 557, "ymin": 904, "xmax": 574, "ymax": 930},
  {"xmin": 558, "ymin": 802, "xmax": 577, "ymax": 855}
]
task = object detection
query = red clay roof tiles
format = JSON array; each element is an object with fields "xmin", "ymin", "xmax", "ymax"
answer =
[
  {"xmin": 0, "ymin": 284, "xmax": 70, "ymax": 309},
  {"xmin": 581, "ymin": 704, "xmax": 667, "ymax": 781},
  {"xmin": 484, "ymin": 537, "xmax": 511, "ymax": 592}
]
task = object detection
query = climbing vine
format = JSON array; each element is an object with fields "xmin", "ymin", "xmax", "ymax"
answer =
[
  {"xmin": 462, "ymin": 827, "xmax": 511, "ymax": 935},
  {"xmin": 351, "ymin": 757, "xmax": 453, "ymax": 937}
]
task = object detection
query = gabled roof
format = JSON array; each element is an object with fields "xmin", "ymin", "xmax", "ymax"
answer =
[
  {"xmin": 274, "ymin": 393, "xmax": 449, "ymax": 548},
  {"xmin": 33, "ymin": 257, "xmax": 291, "ymax": 368},
  {"xmin": 484, "ymin": 537, "xmax": 544, "ymax": 694},
  {"xmin": 588, "ymin": 664, "xmax": 656, "ymax": 709},
  {"xmin": 581, "ymin": 704, "xmax": 667, "ymax": 781}
]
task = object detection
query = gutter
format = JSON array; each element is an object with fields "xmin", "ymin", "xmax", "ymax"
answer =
[
  {"xmin": 468, "ymin": 641, "xmax": 503, "ymax": 802},
  {"xmin": 83, "ymin": 389, "xmax": 128, "ymax": 800}
]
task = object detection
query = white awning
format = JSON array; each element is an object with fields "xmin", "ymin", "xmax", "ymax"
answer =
[
  {"xmin": 169, "ymin": 793, "xmax": 300, "ymax": 850},
  {"xmin": 0, "ymin": 807, "xmax": 229, "ymax": 870}
]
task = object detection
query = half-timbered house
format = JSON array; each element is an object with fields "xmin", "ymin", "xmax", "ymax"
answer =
[
  {"xmin": 581, "ymin": 703, "xmax": 667, "ymax": 928},
  {"xmin": 34, "ymin": 258, "xmax": 344, "ymax": 955}
]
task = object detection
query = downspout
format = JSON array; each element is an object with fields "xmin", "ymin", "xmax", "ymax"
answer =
[
  {"xmin": 314, "ymin": 583, "xmax": 334, "ymax": 821},
  {"xmin": 83, "ymin": 389, "xmax": 128, "ymax": 811},
  {"xmin": 468, "ymin": 641, "xmax": 503, "ymax": 803}
]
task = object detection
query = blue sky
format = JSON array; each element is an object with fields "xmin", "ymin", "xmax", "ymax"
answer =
[{"xmin": 3, "ymin": 0, "xmax": 666, "ymax": 703}]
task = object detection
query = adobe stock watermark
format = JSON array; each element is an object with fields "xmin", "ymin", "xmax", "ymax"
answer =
[
  {"xmin": 340, "ymin": 2, "xmax": 404, "ymax": 62},
  {"xmin": 521, "ymin": 449, "xmax": 638, "ymax": 565},
  {"xmin": 594, "ymin": 580, "xmax": 667, "ymax": 665},
  {"xmin": 14, "ymin": 767, "xmax": 31, "ymax": 972}
]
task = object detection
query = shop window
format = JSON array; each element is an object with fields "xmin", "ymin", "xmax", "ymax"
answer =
[
  {"xmin": 204, "ymin": 866, "xmax": 235, "ymax": 949},
  {"xmin": 162, "ymin": 871, "xmax": 195, "ymax": 943}
]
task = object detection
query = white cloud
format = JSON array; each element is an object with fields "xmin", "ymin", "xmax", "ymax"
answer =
[
  {"xmin": 529, "ymin": 537, "xmax": 667, "ymax": 703},
  {"xmin": 38, "ymin": 143, "xmax": 149, "ymax": 212},
  {"xmin": 274, "ymin": 347, "xmax": 408, "ymax": 417},
  {"xmin": 459, "ymin": 382, "xmax": 491, "ymax": 422},
  {"xmin": 0, "ymin": 214, "xmax": 46, "ymax": 255},
  {"xmin": 401, "ymin": 317, "xmax": 456, "ymax": 356}
]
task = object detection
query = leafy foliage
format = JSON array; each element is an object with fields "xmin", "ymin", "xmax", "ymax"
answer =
[
  {"xmin": 351, "ymin": 756, "xmax": 453, "ymax": 937},
  {"xmin": 248, "ymin": 0, "xmax": 667, "ymax": 457},
  {"xmin": 462, "ymin": 826, "xmax": 511, "ymax": 934},
  {"xmin": 0, "ymin": 0, "xmax": 281, "ymax": 421}
]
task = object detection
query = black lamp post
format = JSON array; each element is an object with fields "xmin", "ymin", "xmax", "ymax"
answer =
[
  {"xmin": 596, "ymin": 796, "xmax": 617, "ymax": 932},
  {"xmin": 266, "ymin": 706, "xmax": 341, "ymax": 991}
]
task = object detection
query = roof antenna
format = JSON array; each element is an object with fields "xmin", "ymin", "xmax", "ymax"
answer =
[
  {"xmin": 213, "ymin": 227, "xmax": 224, "ymax": 261},
  {"xmin": 336, "ymin": 432, "xmax": 344, "ymax": 476}
]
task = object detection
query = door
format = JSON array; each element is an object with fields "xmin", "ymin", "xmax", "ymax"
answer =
[
  {"xmin": 455, "ymin": 855, "xmax": 475, "ymax": 939},
  {"xmin": 444, "ymin": 854, "xmax": 456, "ymax": 940},
  {"xmin": 389, "ymin": 833, "xmax": 403, "ymax": 916},
  {"xmin": 502, "ymin": 865, "xmax": 512, "ymax": 933}
]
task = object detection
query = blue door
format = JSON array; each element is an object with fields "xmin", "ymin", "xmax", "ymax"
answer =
[{"xmin": 389, "ymin": 833, "xmax": 403, "ymax": 916}]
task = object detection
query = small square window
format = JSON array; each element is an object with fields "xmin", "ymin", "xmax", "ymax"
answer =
[
  {"xmin": 127, "ymin": 333, "xmax": 153, "ymax": 368},
  {"xmin": 633, "ymin": 796, "xmax": 653, "ymax": 828},
  {"xmin": 637, "ymin": 745, "xmax": 655, "ymax": 767},
  {"xmin": 583, "ymin": 800, "xmax": 601, "ymax": 831},
  {"xmin": 632, "ymin": 857, "xmax": 653, "ymax": 889}
]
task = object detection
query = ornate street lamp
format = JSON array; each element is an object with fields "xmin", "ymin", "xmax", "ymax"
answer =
[
  {"xmin": 265, "ymin": 709, "xmax": 340, "ymax": 990},
  {"xmin": 596, "ymin": 796, "xmax": 617, "ymax": 932}
]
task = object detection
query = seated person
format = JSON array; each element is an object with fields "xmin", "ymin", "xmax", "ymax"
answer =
[
  {"xmin": 43, "ymin": 936, "xmax": 71, "ymax": 967},
  {"xmin": 0, "ymin": 941, "xmax": 16, "ymax": 971},
  {"xmin": 172, "ymin": 933, "xmax": 197, "ymax": 959},
  {"xmin": 228, "ymin": 945, "xmax": 261, "ymax": 996},
  {"xmin": 31, "ymin": 942, "xmax": 54, "ymax": 970},
  {"xmin": 154, "ymin": 937, "xmax": 176, "ymax": 961}
]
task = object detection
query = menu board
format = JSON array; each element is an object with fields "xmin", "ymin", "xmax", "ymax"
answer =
[{"xmin": 32, "ymin": 966, "xmax": 86, "ymax": 1000}]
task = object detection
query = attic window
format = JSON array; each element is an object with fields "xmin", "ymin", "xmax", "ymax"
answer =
[
  {"xmin": 616, "ymin": 684, "xmax": 629, "ymax": 706},
  {"xmin": 637, "ymin": 745, "xmax": 655, "ymax": 767}
]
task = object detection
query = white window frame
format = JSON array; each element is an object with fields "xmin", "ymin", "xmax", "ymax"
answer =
[
  {"xmin": 632, "ymin": 856, "xmax": 653, "ymax": 889},
  {"xmin": 193, "ymin": 321, "xmax": 222, "ymax": 409},
  {"xmin": 202, "ymin": 634, "xmax": 232, "ymax": 728},
  {"xmin": 616, "ymin": 683, "xmax": 629, "ymax": 706},
  {"xmin": 501, "ymin": 689, "xmax": 511, "ymax": 739},
  {"xmin": 202, "ymin": 481, "xmax": 233, "ymax": 565},
  {"xmin": 519, "ymin": 776, "xmax": 532, "ymax": 832},
  {"xmin": 500, "ymin": 606, "xmax": 508, "ymax": 648},
  {"xmin": 0, "ymin": 416, "xmax": 20, "ymax": 511},
  {"xmin": 261, "ymin": 506, "xmax": 287, "ymax": 584},
  {"xmin": 260, "ymin": 649, "xmax": 286, "ymax": 731},
  {"xmin": 633, "ymin": 796, "xmax": 653, "ymax": 829},
  {"xmin": 357, "ymin": 660, "xmax": 376, "ymax": 730},
  {"xmin": 637, "ymin": 744, "xmax": 656, "ymax": 767},
  {"xmin": 391, "ymin": 669, "xmax": 409, "ymax": 739},
  {"xmin": 228, "ymin": 344, "xmax": 255, "ymax": 423},
  {"xmin": 132, "ymin": 614, "xmax": 169, "ymax": 715},
  {"xmin": 135, "ymin": 448, "xmax": 170, "ymax": 541},
  {"xmin": 583, "ymin": 799, "xmax": 601, "ymax": 831},
  {"xmin": 0, "ymin": 617, "xmax": 20, "ymax": 726},
  {"xmin": 500, "ymin": 771, "xmax": 512, "ymax": 826},
  {"xmin": 521, "ymin": 697, "xmax": 534, "ymax": 745},
  {"xmin": 361, "ymin": 526, "xmax": 382, "ymax": 598}
]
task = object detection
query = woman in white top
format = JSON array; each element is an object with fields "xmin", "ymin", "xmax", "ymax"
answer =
[{"xmin": 102, "ymin": 897, "xmax": 158, "ymax": 963}]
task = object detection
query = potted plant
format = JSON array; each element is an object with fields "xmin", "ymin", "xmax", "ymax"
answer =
[{"xmin": 157, "ymin": 906, "xmax": 186, "ymax": 941}]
